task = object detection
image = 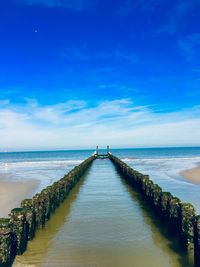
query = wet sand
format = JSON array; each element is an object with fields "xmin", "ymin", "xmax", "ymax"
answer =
[
  {"xmin": 181, "ymin": 165, "xmax": 200, "ymax": 184},
  {"xmin": 0, "ymin": 175, "xmax": 39, "ymax": 217}
]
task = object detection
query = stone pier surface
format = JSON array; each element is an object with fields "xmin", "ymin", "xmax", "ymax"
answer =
[{"xmin": 0, "ymin": 155, "xmax": 95, "ymax": 266}]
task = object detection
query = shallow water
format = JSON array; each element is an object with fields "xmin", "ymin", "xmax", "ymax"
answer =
[{"xmin": 14, "ymin": 159, "xmax": 193, "ymax": 267}]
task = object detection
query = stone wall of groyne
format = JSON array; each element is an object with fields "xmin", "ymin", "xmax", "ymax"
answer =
[
  {"xmin": 109, "ymin": 154, "xmax": 200, "ymax": 267},
  {"xmin": 0, "ymin": 156, "xmax": 95, "ymax": 267}
]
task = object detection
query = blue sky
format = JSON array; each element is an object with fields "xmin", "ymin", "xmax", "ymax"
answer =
[{"xmin": 0, "ymin": 0, "xmax": 200, "ymax": 150}]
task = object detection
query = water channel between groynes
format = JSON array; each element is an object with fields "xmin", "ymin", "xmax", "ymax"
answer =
[{"xmin": 14, "ymin": 159, "xmax": 193, "ymax": 267}]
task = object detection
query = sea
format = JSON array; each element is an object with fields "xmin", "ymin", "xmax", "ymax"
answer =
[
  {"xmin": 0, "ymin": 147, "xmax": 200, "ymax": 267},
  {"xmin": 1, "ymin": 147, "xmax": 200, "ymax": 211}
]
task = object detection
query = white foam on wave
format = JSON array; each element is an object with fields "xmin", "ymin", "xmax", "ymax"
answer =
[
  {"xmin": 123, "ymin": 156, "xmax": 200, "ymax": 189},
  {"xmin": 0, "ymin": 159, "xmax": 83, "ymax": 194},
  {"xmin": 123, "ymin": 156, "xmax": 200, "ymax": 162},
  {"xmin": 123, "ymin": 157, "xmax": 200, "ymax": 175},
  {"xmin": 0, "ymin": 159, "xmax": 82, "ymax": 170}
]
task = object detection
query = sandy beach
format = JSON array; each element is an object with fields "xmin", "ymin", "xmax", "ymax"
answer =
[
  {"xmin": 181, "ymin": 166, "xmax": 200, "ymax": 184},
  {"xmin": 0, "ymin": 176, "xmax": 39, "ymax": 218}
]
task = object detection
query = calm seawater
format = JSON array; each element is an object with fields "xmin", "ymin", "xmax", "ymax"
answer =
[{"xmin": 0, "ymin": 147, "xmax": 199, "ymax": 267}]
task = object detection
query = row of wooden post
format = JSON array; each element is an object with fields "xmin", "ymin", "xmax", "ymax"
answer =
[
  {"xmin": 109, "ymin": 154, "xmax": 200, "ymax": 267},
  {"xmin": 0, "ymin": 156, "xmax": 95, "ymax": 266},
  {"xmin": 1, "ymin": 151, "xmax": 199, "ymax": 266}
]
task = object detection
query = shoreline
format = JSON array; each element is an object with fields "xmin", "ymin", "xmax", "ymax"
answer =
[
  {"xmin": 0, "ymin": 177, "xmax": 39, "ymax": 218},
  {"xmin": 181, "ymin": 165, "xmax": 200, "ymax": 184}
]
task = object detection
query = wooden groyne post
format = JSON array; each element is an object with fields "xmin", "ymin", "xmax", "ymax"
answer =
[
  {"xmin": 194, "ymin": 216, "xmax": 200, "ymax": 267},
  {"xmin": 0, "ymin": 155, "xmax": 95, "ymax": 266}
]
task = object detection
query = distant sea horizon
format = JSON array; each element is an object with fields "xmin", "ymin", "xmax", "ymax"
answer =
[{"xmin": 0, "ymin": 145, "xmax": 200, "ymax": 154}]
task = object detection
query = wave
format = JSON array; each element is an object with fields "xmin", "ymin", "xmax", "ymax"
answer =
[
  {"xmin": 0, "ymin": 159, "xmax": 82, "ymax": 170},
  {"xmin": 122, "ymin": 157, "xmax": 200, "ymax": 187},
  {"xmin": 122, "ymin": 156, "xmax": 200, "ymax": 162},
  {"xmin": 0, "ymin": 159, "xmax": 83, "ymax": 193}
]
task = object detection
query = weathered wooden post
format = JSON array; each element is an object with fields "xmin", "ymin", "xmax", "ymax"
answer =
[
  {"xmin": 179, "ymin": 203, "xmax": 195, "ymax": 249},
  {"xmin": 32, "ymin": 194, "xmax": 46, "ymax": 229},
  {"xmin": 9, "ymin": 208, "xmax": 28, "ymax": 255},
  {"xmin": 159, "ymin": 192, "xmax": 172, "ymax": 223},
  {"xmin": 168, "ymin": 197, "xmax": 181, "ymax": 236},
  {"xmin": 194, "ymin": 215, "xmax": 200, "ymax": 267},
  {"xmin": 21, "ymin": 199, "xmax": 36, "ymax": 240},
  {"xmin": 107, "ymin": 145, "xmax": 110, "ymax": 154},
  {"xmin": 40, "ymin": 188, "xmax": 52, "ymax": 220},
  {"xmin": 96, "ymin": 146, "xmax": 99, "ymax": 155},
  {"xmin": 144, "ymin": 180, "xmax": 154, "ymax": 201},
  {"xmin": 0, "ymin": 218, "xmax": 15, "ymax": 266},
  {"xmin": 151, "ymin": 184, "xmax": 162, "ymax": 214},
  {"xmin": 141, "ymin": 175, "xmax": 149, "ymax": 195}
]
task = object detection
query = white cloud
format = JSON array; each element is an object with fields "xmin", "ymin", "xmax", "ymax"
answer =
[{"xmin": 0, "ymin": 98, "xmax": 200, "ymax": 151}]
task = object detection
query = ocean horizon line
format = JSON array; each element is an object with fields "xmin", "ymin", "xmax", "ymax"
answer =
[{"xmin": 1, "ymin": 145, "xmax": 200, "ymax": 154}]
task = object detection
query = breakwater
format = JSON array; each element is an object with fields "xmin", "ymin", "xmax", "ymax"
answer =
[
  {"xmin": 1, "ymin": 150, "xmax": 200, "ymax": 267},
  {"xmin": 15, "ymin": 158, "xmax": 192, "ymax": 267},
  {"xmin": 0, "ymin": 156, "xmax": 95, "ymax": 267},
  {"xmin": 109, "ymin": 154, "xmax": 200, "ymax": 267}
]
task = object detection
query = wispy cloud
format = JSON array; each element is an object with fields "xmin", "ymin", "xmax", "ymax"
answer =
[
  {"xmin": 114, "ymin": 0, "xmax": 200, "ymax": 37},
  {"xmin": 13, "ymin": 0, "xmax": 96, "ymax": 11},
  {"xmin": 60, "ymin": 47, "xmax": 139, "ymax": 64},
  {"xmin": 0, "ymin": 98, "xmax": 200, "ymax": 150},
  {"xmin": 115, "ymin": 0, "xmax": 159, "ymax": 17},
  {"xmin": 156, "ymin": 0, "xmax": 200, "ymax": 35}
]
